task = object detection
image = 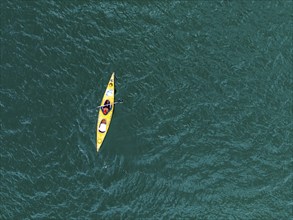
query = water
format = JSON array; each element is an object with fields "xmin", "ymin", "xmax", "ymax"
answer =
[{"xmin": 1, "ymin": 1, "xmax": 292, "ymax": 219}]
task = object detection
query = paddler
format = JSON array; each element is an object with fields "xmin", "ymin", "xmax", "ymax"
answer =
[
  {"xmin": 99, "ymin": 119, "xmax": 107, "ymax": 133},
  {"xmin": 102, "ymin": 100, "xmax": 111, "ymax": 115}
]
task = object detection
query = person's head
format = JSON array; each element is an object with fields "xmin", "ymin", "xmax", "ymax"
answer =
[
  {"xmin": 101, "ymin": 119, "xmax": 106, "ymax": 124},
  {"xmin": 105, "ymin": 100, "xmax": 110, "ymax": 104}
]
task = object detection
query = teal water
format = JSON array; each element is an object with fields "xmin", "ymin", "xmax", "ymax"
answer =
[{"xmin": 1, "ymin": 1, "xmax": 292, "ymax": 219}]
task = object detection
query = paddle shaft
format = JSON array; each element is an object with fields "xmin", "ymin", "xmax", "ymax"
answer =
[{"xmin": 97, "ymin": 100, "xmax": 123, "ymax": 109}]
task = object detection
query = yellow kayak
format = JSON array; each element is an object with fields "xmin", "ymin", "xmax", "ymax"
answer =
[{"xmin": 96, "ymin": 73, "xmax": 115, "ymax": 152}]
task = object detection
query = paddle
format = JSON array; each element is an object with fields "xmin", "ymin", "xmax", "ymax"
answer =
[{"xmin": 97, "ymin": 99, "xmax": 124, "ymax": 109}]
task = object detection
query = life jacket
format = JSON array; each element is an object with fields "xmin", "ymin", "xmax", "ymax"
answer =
[{"xmin": 103, "ymin": 108, "xmax": 108, "ymax": 114}]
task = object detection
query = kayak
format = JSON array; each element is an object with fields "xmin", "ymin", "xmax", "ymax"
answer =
[{"xmin": 96, "ymin": 72, "xmax": 115, "ymax": 152}]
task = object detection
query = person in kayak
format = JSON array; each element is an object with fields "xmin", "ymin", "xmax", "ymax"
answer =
[
  {"xmin": 102, "ymin": 100, "xmax": 111, "ymax": 115},
  {"xmin": 99, "ymin": 119, "xmax": 107, "ymax": 133}
]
